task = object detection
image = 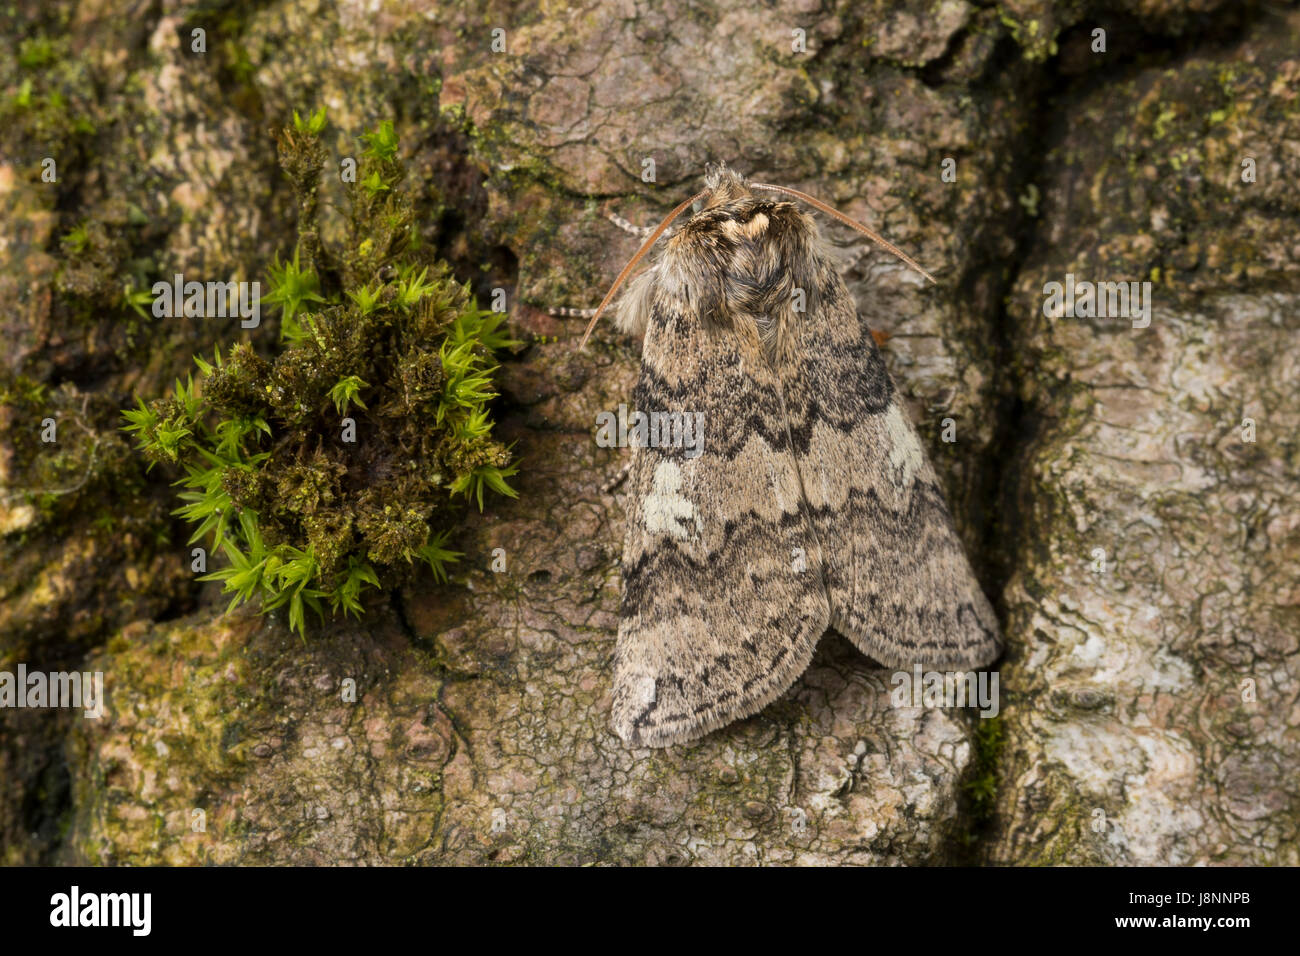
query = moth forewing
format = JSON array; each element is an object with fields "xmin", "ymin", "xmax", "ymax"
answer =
[{"xmin": 611, "ymin": 270, "xmax": 830, "ymax": 747}]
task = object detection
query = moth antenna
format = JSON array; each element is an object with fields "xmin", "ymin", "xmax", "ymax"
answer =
[
  {"xmin": 577, "ymin": 190, "xmax": 707, "ymax": 351},
  {"xmin": 749, "ymin": 183, "xmax": 937, "ymax": 284}
]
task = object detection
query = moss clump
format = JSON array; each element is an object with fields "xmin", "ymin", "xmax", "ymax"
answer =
[{"xmin": 123, "ymin": 112, "xmax": 519, "ymax": 636}]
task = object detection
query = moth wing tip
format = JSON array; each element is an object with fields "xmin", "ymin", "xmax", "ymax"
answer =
[
  {"xmin": 610, "ymin": 709, "xmax": 690, "ymax": 749},
  {"xmin": 610, "ymin": 720, "xmax": 654, "ymax": 749}
]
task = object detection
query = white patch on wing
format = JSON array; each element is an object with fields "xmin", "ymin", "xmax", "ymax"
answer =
[
  {"xmin": 633, "ymin": 675, "xmax": 656, "ymax": 707},
  {"xmin": 884, "ymin": 402, "xmax": 924, "ymax": 485},
  {"xmin": 644, "ymin": 461, "xmax": 703, "ymax": 540}
]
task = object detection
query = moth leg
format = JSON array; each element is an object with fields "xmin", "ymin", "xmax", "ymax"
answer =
[
  {"xmin": 601, "ymin": 457, "xmax": 632, "ymax": 494},
  {"xmin": 545, "ymin": 208, "xmax": 680, "ymax": 319},
  {"xmin": 606, "ymin": 211, "xmax": 677, "ymax": 240}
]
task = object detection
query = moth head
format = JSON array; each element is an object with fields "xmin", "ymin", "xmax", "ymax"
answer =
[
  {"xmin": 701, "ymin": 161, "xmax": 752, "ymax": 207},
  {"xmin": 577, "ymin": 165, "xmax": 937, "ymax": 350}
]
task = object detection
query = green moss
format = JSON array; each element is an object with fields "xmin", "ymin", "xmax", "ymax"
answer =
[
  {"xmin": 442, "ymin": 103, "xmax": 566, "ymax": 197},
  {"xmin": 0, "ymin": 31, "xmax": 99, "ymax": 158},
  {"xmin": 18, "ymin": 36, "xmax": 57, "ymax": 70},
  {"xmin": 122, "ymin": 113, "xmax": 521, "ymax": 637},
  {"xmin": 956, "ymin": 714, "xmax": 1003, "ymax": 856}
]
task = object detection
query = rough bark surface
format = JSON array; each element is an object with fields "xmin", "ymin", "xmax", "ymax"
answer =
[
  {"xmin": 989, "ymin": 17, "xmax": 1300, "ymax": 865},
  {"xmin": 0, "ymin": 0, "xmax": 1294, "ymax": 864}
]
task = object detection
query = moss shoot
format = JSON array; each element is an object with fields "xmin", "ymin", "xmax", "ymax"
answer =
[{"xmin": 122, "ymin": 111, "xmax": 520, "ymax": 636}]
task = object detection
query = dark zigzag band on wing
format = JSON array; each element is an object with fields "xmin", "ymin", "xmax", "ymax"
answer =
[
  {"xmin": 621, "ymin": 509, "xmax": 812, "ymax": 611},
  {"xmin": 786, "ymin": 396, "xmax": 1002, "ymax": 668},
  {"xmin": 635, "ymin": 365, "xmax": 891, "ymax": 465},
  {"xmin": 782, "ymin": 387, "xmax": 895, "ymax": 454},
  {"xmin": 630, "ymin": 381, "xmax": 792, "ymax": 457},
  {"xmin": 631, "ymin": 638, "xmax": 795, "ymax": 728},
  {"xmin": 815, "ymin": 484, "xmax": 997, "ymax": 659},
  {"xmin": 616, "ymin": 592, "xmax": 826, "ymax": 743},
  {"xmin": 636, "ymin": 359, "xmax": 894, "ymax": 460},
  {"xmin": 796, "ymin": 478, "xmax": 995, "ymax": 654},
  {"xmin": 613, "ymin": 562, "xmax": 828, "ymax": 746},
  {"xmin": 621, "ymin": 578, "xmax": 824, "ymax": 643},
  {"xmin": 633, "ymin": 348, "xmax": 786, "ymax": 411}
]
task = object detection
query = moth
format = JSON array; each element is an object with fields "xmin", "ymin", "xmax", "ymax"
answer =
[{"xmin": 580, "ymin": 163, "xmax": 1001, "ymax": 748}]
